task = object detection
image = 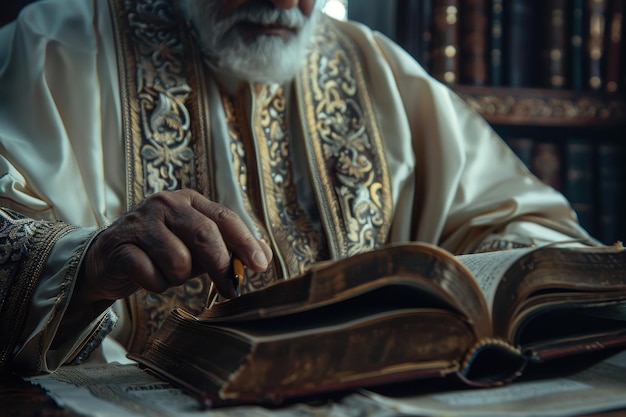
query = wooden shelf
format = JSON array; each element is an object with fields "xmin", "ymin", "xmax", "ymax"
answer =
[{"xmin": 454, "ymin": 85, "xmax": 626, "ymax": 128}]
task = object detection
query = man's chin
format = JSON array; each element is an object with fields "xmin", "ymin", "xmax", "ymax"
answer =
[{"xmin": 215, "ymin": 37, "xmax": 307, "ymax": 84}]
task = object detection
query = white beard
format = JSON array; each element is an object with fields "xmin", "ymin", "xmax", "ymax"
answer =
[{"xmin": 178, "ymin": 0, "xmax": 321, "ymax": 84}]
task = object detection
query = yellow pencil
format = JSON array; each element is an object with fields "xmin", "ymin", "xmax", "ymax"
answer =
[{"xmin": 206, "ymin": 256, "xmax": 245, "ymax": 309}]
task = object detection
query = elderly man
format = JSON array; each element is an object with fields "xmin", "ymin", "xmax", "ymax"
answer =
[{"xmin": 0, "ymin": 0, "xmax": 592, "ymax": 374}]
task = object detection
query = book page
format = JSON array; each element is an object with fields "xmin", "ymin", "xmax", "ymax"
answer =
[{"xmin": 456, "ymin": 248, "xmax": 536, "ymax": 312}]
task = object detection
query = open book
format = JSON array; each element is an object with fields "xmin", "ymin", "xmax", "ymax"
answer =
[{"xmin": 128, "ymin": 242, "xmax": 626, "ymax": 407}]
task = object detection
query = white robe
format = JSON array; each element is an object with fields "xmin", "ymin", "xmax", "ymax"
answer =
[{"xmin": 0, "ymin": 0, "xmax": 593, "ymax": 372}]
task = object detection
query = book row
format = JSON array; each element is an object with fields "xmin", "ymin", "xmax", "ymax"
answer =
[
  {"xmin": 504, "ymin": 136, "xmax": 625, "ymax": 245},
  {"xmin": 397, "ymin": 0, "xmax": 626, "ymax": 93}
]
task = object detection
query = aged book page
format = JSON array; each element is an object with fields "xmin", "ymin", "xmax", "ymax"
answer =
[
  {"xmin": 129, "ymin": 243, "xmax": 626, "ymax": 405},
  {"xmin": 456, "ymin": 247, "xmax": 536, "ymax": 312}
]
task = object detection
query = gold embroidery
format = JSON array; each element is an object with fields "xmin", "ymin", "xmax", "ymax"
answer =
[
  {"xmin": 298, "ymin": 19, "xmax": 392, "ymax": 258},
  {"xmin": 253, "ymin": 85, "xmax": 330, "ymax": 277},
  {"xmin": 220, "ymin": 91, "xmax": 277, "ymax": 293},
  {"xmin": 0, "ymin": 209, "xmax": 77, "ymax": 371},
  {"xmin": 111, "ymin": 0, "xmax": 214, "ymax": 208}
]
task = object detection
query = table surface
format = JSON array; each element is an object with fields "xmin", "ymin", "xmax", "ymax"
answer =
[{"xmin": 2, "ymin": 373, "xmax": 626, "ymax": 417}]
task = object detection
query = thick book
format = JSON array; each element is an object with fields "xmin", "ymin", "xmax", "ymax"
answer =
[
  {"xmin": 129, "ymin": 242, "xmax": 626, "ymax": 407},
  {"xmin": 396, "ymin": 0, "xmax": 433, "ymax": 70},
  {"xmin": 603, "ymin": 0, "xmax": 625, "ymax": 93},
  {"xmin": 460, "ymin": 0, "xmax": 488, "ymax": 85},
  {"xmin": 571, "ymin": 0, "xmax": 586, "ymax": 91},
  {"xmin": 541, "ymin": 0, "xmax": 569, "ymax": 89},
  {"xmin": 430, "ymin": 0, "xmax": 460, "ymax": 84},
  {"xmin": 503, "ymin": 0, "xmax": 540, "ymax": 87},
  {"xmin": 488, "ymin": 0, "xmax": 504, "ymax": 85},
  {"xmin": 587, "ymin": 0, "xmax": 608, "ymax": 90}
]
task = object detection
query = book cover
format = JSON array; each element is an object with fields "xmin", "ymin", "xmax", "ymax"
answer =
[
  {"xmin": 541, "ymin": 0, "xmax": 569, "ymax": 89},
  {"xmin": 503, "ymin": 0, "xmax": 540, "ymax": 87},
  {"xmin": 460, "ymin": 0, "xmax": 488, "ymax": 85},
  {"xmin": 564, "ymin": 138, "xmax": 596, "ymax": 236},
  {"xmin": 603, "ymin": 0, "xmax": 625, "ymax": 93},
  {"xmin": 488, "ymin": 0, "xmax": 504, "ymax": 85},
  {"xmin": 431, "ymin": 0, "xmax": 460, "ymax": 84}
]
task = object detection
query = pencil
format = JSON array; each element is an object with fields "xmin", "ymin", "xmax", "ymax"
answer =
[{"xmin": 206, "ymin": 256, "xmax": 245, "ymax": 309}]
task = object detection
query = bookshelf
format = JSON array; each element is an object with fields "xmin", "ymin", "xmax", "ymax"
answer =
[{"xmin": 348, "ymin": 0, "xmax": 626, "ymax": 245}]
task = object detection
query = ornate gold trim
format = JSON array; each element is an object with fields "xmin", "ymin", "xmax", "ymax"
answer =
[
  {"xmin": 456, "ymin": 86, "xmax": 626, "ymax": 126},
  {"xmin": 109, "ymin": 0, "xmax": 213, "ymax": 208},
  {"xmin": 298, "ymin": 19, "xmax": 392, "ymax": 258},
  {"xmin": 0, "ymin": 209, "xmax": 77, "ymax": 371},
  {"xmin": 252, "ymin": 84, "xmax": 330, "ymax": 277}
]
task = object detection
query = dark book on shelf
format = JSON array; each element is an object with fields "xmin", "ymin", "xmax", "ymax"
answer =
[
  {"xmin": 531, "ymin": 141, "xmax": 562, "ymax": 190},
  {"xmin": 503, "ymin": 0, "xmax": 540, "ymax": 87},
  {"xmin": 129, "ymin": 243, "xmax": 626, "ymax": 406},
  {"xmin": 541, "ymin": 0, "xmax": 570, "ymax": 89},
  {"xmin": 587, "ymin": 0, "xmax": 609, "ymax": 91},
  {"xmin": 564, "ymin": 138, "xmax": 596, "ymax": 236},
  {"xmin": 488, "ymin": 0, "xmax": 504, "ymax": 85},
  {"xmin": 603, "ymin": 0, "xmax": 625, "ymax": 93},
  {"xmin": 460, "ymin": 0, "xmax": 488, "ymax": 85},
  {"xmin": 571, "ymin": 0, "xmax": 587, "ymax": 91},
  {"xmin": 597, "ymin": 143, "xmax": 626, "ymax": 245},
  {"xmin": 397, "ymin": 0, "xmax": 433, "ymax": 70},
  {"xmin": 431, "ymin": 0, "xmax": 460, "ymax": 84},
  {"xmin": 505, "ymin": 137, "xmax": 534, "ymax": 168}
]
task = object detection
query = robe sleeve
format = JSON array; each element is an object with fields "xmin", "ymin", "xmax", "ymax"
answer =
[
  {"xmin": 0, "ymin": 208, "xmax": 117, "ymax": 373},
  {"xmin": 0, "ymin": 0, "xmax": 120, "ymax": 373}
]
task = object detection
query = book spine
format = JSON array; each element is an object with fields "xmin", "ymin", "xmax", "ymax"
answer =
[
  {"xmin": 531, "ymin": 141, "xmax": 562, "ymax": 191},
  {"xmin": 419, "ymin": 0, "xmax": 434, "ymax": 70},
  {"xmin": 460, "ymin": 0, "xmax": 488, "ymax": 85},
  {"xmin": 504, "ymin": 0, "xmax": 540, "ymax": 87},
  {"xmin": 587, "ymin": 0, "xmax": 608, "ymax": 91},
  {"xmin": 571, "ymin": 0, "xmax": 586, "ymax": 91},
  {"xmin": 541, "ymin": 0, "xmax": 569, "ymax": 89},
  {"xmin": 603, "ymin": 0, "xmax": 625, "ymax": 93},
  {"xmin": 396, "ymin": 0, "xmax": 421, "ymax": 61},
  {"xmin": 505, "ymin": 137, "xmax": 535, "ymax": 168},
  {"xmin": 431, "ymin": 0, "xmax": 460, "ymax": 84},
  {"xmin": 596, "ymin": 143, "xmax": 626, "ymax": 244},
  {"xmin": 564, "ymin": 138, "xmax": 596, "ymax": 235},
  {"xmin": 489, "ymin": 0, "xmax": 504, "ymax": 85}
]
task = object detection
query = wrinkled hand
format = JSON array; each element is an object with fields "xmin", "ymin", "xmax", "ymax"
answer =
[{"xmin": 77, "ymin": 190, "xmax": 272, "ymax": 305}]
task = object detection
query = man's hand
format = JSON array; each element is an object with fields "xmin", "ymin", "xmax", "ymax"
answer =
[{"xmin": 77, "ymin": 190, "xmax": 272, "ymax": 304}]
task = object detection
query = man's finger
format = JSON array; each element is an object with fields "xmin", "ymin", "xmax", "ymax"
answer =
[{"xmin": 187, "ymin": 192, "xmax": 272, "ymax": 271}]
